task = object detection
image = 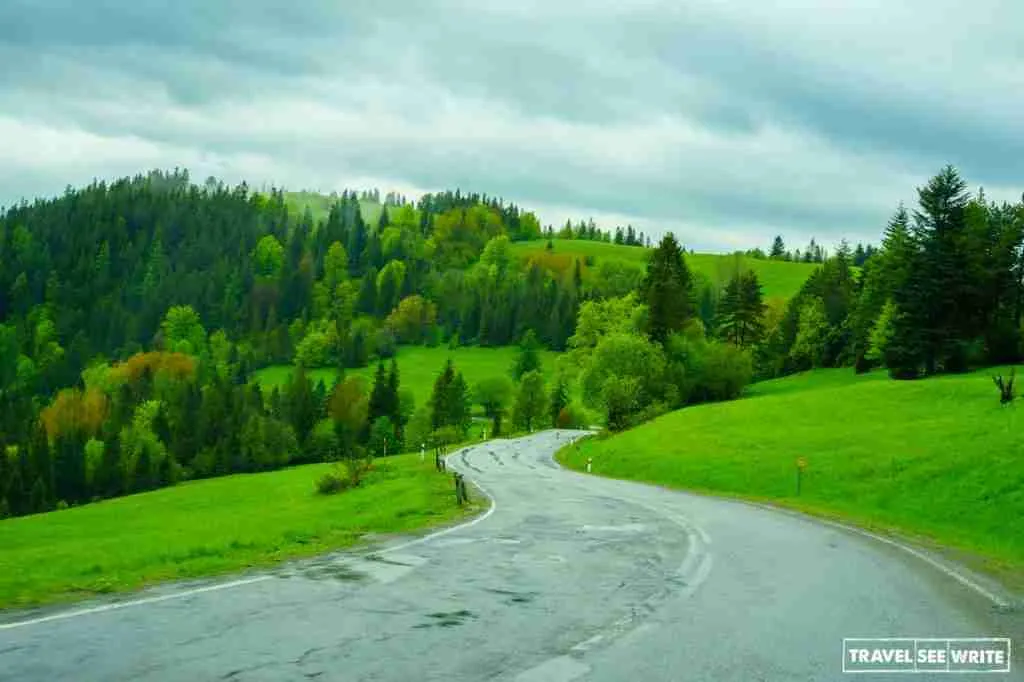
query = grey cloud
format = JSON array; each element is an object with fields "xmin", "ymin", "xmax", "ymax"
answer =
[{"xmin": 1, "ymin": 0, "xmax": 1021, "ymax": 250}]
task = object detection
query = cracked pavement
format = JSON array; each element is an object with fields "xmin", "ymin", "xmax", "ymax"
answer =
[{"xmin": 0, "ymin": 430, "xmax": 1020, "ymax": 681}]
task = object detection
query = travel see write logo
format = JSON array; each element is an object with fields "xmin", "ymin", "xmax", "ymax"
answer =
[{"xmin": 843, "ymin": 638, "xmax": 1012, "ymax": 674}]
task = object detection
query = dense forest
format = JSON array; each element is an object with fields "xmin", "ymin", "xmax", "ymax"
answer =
[
  {"xmin": 1, "ymin": 165, "xmax": 1020, "ymax": 518},
  {"xmin": 0, "ymin": 170, "xmax": 745, "ymax": 516}
]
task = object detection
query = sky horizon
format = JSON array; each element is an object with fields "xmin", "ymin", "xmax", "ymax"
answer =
[{"xmin": 1, "ymin": 1, "xmax": 1021, "ymax": 253}]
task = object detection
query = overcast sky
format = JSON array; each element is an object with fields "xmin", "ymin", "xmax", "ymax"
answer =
[{"xmin": 1, "ymin": 1, "xmax": 1021, "ymax": 251}]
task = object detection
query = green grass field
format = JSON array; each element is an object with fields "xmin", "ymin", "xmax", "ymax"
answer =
[
  {"xmin": 0, "ymin": 453, "xmax": 478, "ymax": 609},
  {"xmin": 558, "ymin": 367, "xmax": 1024, "ymax": 586},
  {"xmin": 508, "ymin": 239, "xmax": 820, "ymax": 300},
  {"xmin": 252, "ymin": 345, "xmax": 562, "ymax": 412}
]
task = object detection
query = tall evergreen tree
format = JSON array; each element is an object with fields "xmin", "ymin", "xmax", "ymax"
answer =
[
  {"xmin": 429, "ymin": 359, "xmax": 456, "ymax": 430},
  {"xmin": 641, "ymin": 233, "xmax": 693, "ymax": 345},
  {"xmin": 911, "ymin": 165, "xmax": 971, "ymax": 372},
  {"xmin": 285, "ymin": 365, "xmax": 317, "ymax": 445},
  {"xmin": 368, "ymin": 361, "xmax": 390, "ymax": 424},
  {"xmin": 512, "ymin": 329, "xmax": 543, "ymax": 380},
  {"xmin": 717, "ymin": 271, "xmax": 767, "ymax": 348}
]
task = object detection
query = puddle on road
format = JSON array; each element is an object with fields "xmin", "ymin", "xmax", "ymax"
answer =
[
  {"xmin": 413, "ymin": 609, "xmax": 479, "ymax": 628},
  {"xmin": 297, "ymin": 564, "xmax": 367, "ymax": 582}
]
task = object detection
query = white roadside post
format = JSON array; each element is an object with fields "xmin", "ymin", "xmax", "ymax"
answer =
[
  {"xmin": 586, "ymin": 457, "xmax": 592, "ymax": 473},
  {"xmin": 420, "ymin": 442, "xmax": 425, "ymax": 462}
]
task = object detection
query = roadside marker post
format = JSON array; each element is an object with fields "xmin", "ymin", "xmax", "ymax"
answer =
[
  {"xmin": 453, "ymin": 473, "xmax": 469, "ymax": 505},
  {"xmin": 586, "ymin": 457, "xmax": 592, "ymax": 473},
  {"xmin": 796, "ymin": 457, "xmax": 807, "ymax": 496}
]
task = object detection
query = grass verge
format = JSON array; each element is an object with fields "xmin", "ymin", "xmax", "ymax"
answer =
[{"xmin": 0, "ymin": 452, "xmax": 482, "ymax": 610}]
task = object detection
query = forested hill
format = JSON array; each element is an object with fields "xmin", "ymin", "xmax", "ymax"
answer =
[
  {"xmin": 3, "ymin": 165, "xmax": 1020, "ymax": 521},
  {"xmin": 0, "ymin": 168, "xmax": 767, "ymax": 518},
  {"xmin": 0, "ymin": 170, "xmax": 553, "ymax": 387}
]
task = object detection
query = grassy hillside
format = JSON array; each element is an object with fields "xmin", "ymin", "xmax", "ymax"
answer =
[
  {"xmin": 558, "ymin": 367, "xmax": 1024, "ymax": 585},
  {"xmin": 253, "ymin": 345, "xmax": 563, "ymax": 412},
  {"xmin": 508, "ymin": 239, "xmax": 820, "ymax": 300},
  {"xmin": 0, "ymin": 453, "xmax": 478, "ymax": 609}
]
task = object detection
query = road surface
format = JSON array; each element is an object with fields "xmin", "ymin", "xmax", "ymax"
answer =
[{"xmin": 1, "ymin": 430, "xmax": 1020, "ymax": 681}]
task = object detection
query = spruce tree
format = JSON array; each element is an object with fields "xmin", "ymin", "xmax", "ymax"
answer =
[
  {"xmin": 512, "ymin": 329, "xmax": 542, "ymax": 380},
  {"xmin": 641, "ymin": 233, "xmax": 694, "ymax": 345},
  {"xmin": 387, "ymin": 359, "xmax": 401, "ymax": 426},
  {"xmin": 430, "ymin": 360, "xmax": 456, "ymax": 430},
  {"xmin": 911, "ymin": 165, "xmax": 971, "ymax": 372},
  {"xmin": 368, "ymin": 361, "xmax": 390, "ymax": 424}
]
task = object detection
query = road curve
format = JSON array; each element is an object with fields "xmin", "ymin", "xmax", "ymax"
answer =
[{"xmin": 0, "ymin": 430, "xmax": 1020, "ymax": 681}]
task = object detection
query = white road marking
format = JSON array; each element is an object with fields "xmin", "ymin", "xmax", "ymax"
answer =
[
  {"xmin": 376, "ymin": 451, "xmax": 497, "ymax": 556},
  {"xmin": 0, "ymin": 576, "xmax": 273, "ymax": 631},
  {"xmin": 743, "ymin": 502, "xmax": 1012, "ymax": 609},
  {"xmin": 570, "ymin": 633, "xmax": 605, "ymax": 652}
]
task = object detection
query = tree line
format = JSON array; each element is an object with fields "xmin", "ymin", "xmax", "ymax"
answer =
[
  {"xmin": 743, "ymin": 235, "xmax": 877, "ymax": 266},
  {"xmin": 6, "ymin": 165, "xmax": 1004, "ymax": 517},
  {"xmin": 755, "ymin": 166, "xmax": 1024, "ymax": 379},
  {"xmin": 0, "ymin": 165, "xmax": 763, "ymax": 515}
]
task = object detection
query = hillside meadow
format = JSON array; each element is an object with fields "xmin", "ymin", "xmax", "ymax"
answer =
[
  {"xmin": 508, "ymin": 238, "xmax": 821, "ymax": 300},
  {"xmin": 0, "ymin": 453, "xmax": 480, "ymax": 609},
  {"xmin": 252, "ymin": 344, "xmax": 564, "ymax": 413},
  {"xmin": 558, "ymin": 367, "xmax": 1024, "ymax": 587}
]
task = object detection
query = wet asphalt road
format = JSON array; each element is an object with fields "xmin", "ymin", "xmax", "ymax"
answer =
[{"xmin": 1, "ymin": 429, "xmax": 1021, "ymax": 682}]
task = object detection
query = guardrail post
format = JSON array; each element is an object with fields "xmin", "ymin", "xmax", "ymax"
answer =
[{"xmin": 454, "ymin": 472, "xmax": 465, "ymax": 505}]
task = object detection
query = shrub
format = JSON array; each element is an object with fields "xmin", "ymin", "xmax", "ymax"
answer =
[
  {"xmin": 316, "ymin": 469, "xmax": 348, "ymax": 495},
  {"xmin": 556, "ymin": 403, "xmax": 589, "ymax": 429}
]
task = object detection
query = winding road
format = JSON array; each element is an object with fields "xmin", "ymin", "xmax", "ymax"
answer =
[{"xmin": 1, "ymin": 430, "xmax": 1020, "ymax": 681}]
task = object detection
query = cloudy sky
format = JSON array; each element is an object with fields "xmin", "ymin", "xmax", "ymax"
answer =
[{"xmin": 1, "ymin": 0, "xmax": 1021, "ymax": 251}]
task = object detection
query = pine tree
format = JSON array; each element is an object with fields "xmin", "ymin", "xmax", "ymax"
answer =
[
  {"xmin": 770, "ymin": 235, "xmax": 786, "ymax": 259},
  {"xmin": 641, "ymin": 233, "xmax": 694, "ymax": 345},
  {"xmin": 430, "ymin": 360, "xmax": 456, "ymax": 430},
  {"xmin": 286, "ymin": 365, "xmax": 317, "ymax": 445},
  {"xmin": 717, "ymin": 271, "xmax": 767, "ymax": 347},
  {"xmin": 912, "ymin": 165, "xmax": 972, "ymax": 372},
  {"xmin": 387, "ymin": 358, "xmax": 401, "ymax": 426},
  {"xmin": 512, "ymin": 329, "xmax": 542, "ymax": 380},
  {"xmin": 513, "ymin": 370, "xmax": 547, "ymax": 432},
  {"xmin": 368, "ymin": 361, "xmax": 390, "ymax": 424},
  {"xmin": 447, "ymin": 371, "xmax": 470, "ymax": 434}
]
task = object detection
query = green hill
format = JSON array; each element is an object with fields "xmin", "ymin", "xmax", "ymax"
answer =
[
  {"xmin": 558, "ymin": 367, "xmax": 1024, "ymax": 586},
  {"xmin": 508, "ymin": 239, "xmax": 820, "ymax": 300}
]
